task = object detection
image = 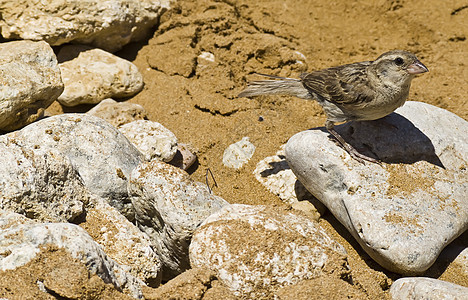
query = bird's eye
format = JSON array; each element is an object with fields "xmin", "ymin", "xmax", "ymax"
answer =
[{"xmin": 394, "ymin": 57, "xmax": 404, "ymax": 65}]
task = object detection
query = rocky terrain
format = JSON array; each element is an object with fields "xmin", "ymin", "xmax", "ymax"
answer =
[{"xmin": 0, "ymin": 0, "xmax": 467, "ymax": 299}]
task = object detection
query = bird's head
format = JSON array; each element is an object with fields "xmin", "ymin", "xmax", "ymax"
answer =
[{"xmin": 370, "ymin": 50, "xmax": 428, "ymax": 87}]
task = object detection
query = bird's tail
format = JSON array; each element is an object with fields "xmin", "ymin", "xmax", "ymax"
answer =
[{"xmin": 238, "ymin": 74, "xmax": 311, "ymax": 99}]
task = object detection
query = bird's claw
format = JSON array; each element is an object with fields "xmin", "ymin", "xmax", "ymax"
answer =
[{"xmin": 347, "ymin": 147, "xmax": 381, "ymax": 164}]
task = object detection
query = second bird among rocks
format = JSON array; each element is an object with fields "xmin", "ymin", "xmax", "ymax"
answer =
[{"xmin": 239, "ymin": 50, "xmax": 428, "ymax": 163}]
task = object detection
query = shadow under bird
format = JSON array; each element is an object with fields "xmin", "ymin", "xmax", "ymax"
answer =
[{"xmin": 238, "ymin": 50, "xmax": 428, "ymax": 163}]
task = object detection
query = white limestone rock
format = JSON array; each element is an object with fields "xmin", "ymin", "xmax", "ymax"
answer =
[
  {"xmin": 119, "ymin": 120, "xmax": 178, "ymax": 162},
  {"xmin": 57, "ymin": 47, "xmax": 144, "ymax": 107},
  {"xmin": 0, "ymin": 40, "xmax": 63, "ymax": 131},
  {"xmin": 0, "ymin": 210, "xmax": 144, "ymax": 298},
  {"xmin": 0, "ymin": 0, "xmax": 170, "ymax": 52},
  {"xmin": 285, "ymin": 101, "xmax": 468, "ymax": 274},
  {"xmin": 0, "ymin": 136, "xmax": 86, "ymax": 222},
  {"xmin": 223, "ymin": 137, "xmax": 256, "ymax": 169},
  {"xmin": 7, "ymin": 114, "xmax": 144, "ymax": 220},
  {"xmin": 189, "ymin": 204, "xmax": 348, "ymax": 298},
  {"xmin": 86, "ymin": 98, "xmax": 148, "ymax": 127},
  {"xmin": 128, "ymin": 160, "xmax": 229, "ymax": 280},
  {"xmin": 390, "ymin": 277, "xmax": 468, "ymax": 300},
  {"xmin": 82, "ymin": 196, "xmax": 163, "ymax": 287}
]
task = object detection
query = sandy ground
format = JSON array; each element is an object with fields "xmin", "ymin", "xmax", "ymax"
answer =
[{"xmin": 3, "ymin": 0, "xmax": 467, "ymax": 299}]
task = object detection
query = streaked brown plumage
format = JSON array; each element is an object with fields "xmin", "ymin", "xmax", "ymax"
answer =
[{"xmin": 239, "ymin": 50, "xmax": 428, "ymax": 163}]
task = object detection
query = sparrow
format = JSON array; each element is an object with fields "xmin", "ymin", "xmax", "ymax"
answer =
[{"xmin": 238, "ymin": 50, "xmax": 428, "ymax": 163}]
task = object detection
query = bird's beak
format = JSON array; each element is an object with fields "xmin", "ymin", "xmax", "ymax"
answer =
[{"xmin": 407, "ymin": 60, "xmax": 429, "ymax": 74}]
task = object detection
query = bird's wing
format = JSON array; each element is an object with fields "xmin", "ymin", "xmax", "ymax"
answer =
[{"xmin": 300, "ymin": 61, "xmax": 375, "ymax": 105}]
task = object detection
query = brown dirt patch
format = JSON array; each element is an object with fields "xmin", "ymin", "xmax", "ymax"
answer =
[
  {"xmin": 142, "ymin": 267, "xmax": 237, "ymax": 300},
  {"xmin": 385, "ymin": 163, "xmax": 436, "ymax": 196}
]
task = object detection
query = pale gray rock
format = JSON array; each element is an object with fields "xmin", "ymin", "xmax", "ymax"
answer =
[
  {"xmin": 7, "ymin": 114, "xmax": 144, "ymax": 220},
  {"xmin": 86, "ymin": 98, "xmax": 148, "ymax": 127},
  {"xmin": 0, "ymin": 136, "xmax": 86, "ymax": 222},
  {"xmin": 390, "ymin": 277, "xmax": 468, "ymax": 300},
  {"xmin": 82, "ymin": 196, "xmax": 162, "ymax": 287},
  {"xmin": 189, "ymin": 204, "xmax": 348, "ymax": 298},
  {"xmin": 119, "ymin": 120, "xmax": 178, "ymax": 162},
  {"xmin": 0, "ymin": 40, "xmax": 63, "ymax": 131},
  {"xmin": 223, "ymin": 137, "xmax": 256, "ymax": 169},
  {"xmin": 128, "ymin": 160, "xmax": 229, "ymax": 280},
  {"xmin": 285, "ymin": 101, "xmax": 468, "ymax": 274},
  {"xmin": 57, "ymin": 47, "xmax": 144, "ymax": 106},
  {"xmin": 0, "ymin": 0, "xmax": 170, "ymax": 52},
  {"xmin": 0, "ymin": 210, "xmax": 144, "ymax": 298},
  {"xmin": 198, "ymin": 52, "xmax": 216, "ymax": 64}
]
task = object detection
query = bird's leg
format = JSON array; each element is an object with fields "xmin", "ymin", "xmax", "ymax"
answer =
[{"xmin": 325, "ymin": 121, "xmax": 380, "ymax": 164}]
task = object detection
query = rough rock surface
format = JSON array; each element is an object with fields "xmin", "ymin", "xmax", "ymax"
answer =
[
  {"xmin": 222, "ymin": 137, "xmax": 256, "ymax": 169},
  {"xmin": 57, "ymin": 46, "xmax": 144, "ymax": 106},
  {"xmin": 86, "ymin": 98, "xmax": 148, "ymax": 127},
  {"xmin": 0, "ymin": 136, "xmax": 86, "ymax": 222},
  {"xmin": 81, "ymin": 196, "xmax": 162, "ymax": 287},
  {"xmin": 119, "ymin": 120, "xmax": 178, "ymax": 162},
  {"xmin": 189, "ymin": 204, "xmax": 348, "ymax": 298},
  {"xmin": 285, "ymin": 101, "xmax": 468, "ymax": 274},
  {"xmin": 0, "ymin": 0, "xmax": 170, "ymax": 52},
  {"xmin": 128, "ymin": 160, "xmax": 229, "ymax": 280},
  {"xmin": 0, "ymin": 210, "xmax": 144, "ymax": 298},
  {"xmin": 0, "ymin": 40, "xmax": 63, "ymax": 131},
  {"xmin": 7, "ymin": 114, "xmax": 144, "ymax": 220},
  {"xmin": 390, "ymin": 277, "xmax": 468, "ymax": 300}
]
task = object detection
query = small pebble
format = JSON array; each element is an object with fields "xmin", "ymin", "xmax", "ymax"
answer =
[{"xmin": 222, "ymin": 137, "xmax": 256, "ymax": 169}]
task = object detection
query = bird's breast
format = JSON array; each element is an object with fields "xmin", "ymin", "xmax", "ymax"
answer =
[{"xmin": 352, "ymin": 85, "xmax": 409, "ymax": 121}]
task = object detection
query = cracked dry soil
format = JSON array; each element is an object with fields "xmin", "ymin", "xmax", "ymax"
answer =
[{"xmin": 6, "ymin": 0, "xmax": 467, "ymax": 299}]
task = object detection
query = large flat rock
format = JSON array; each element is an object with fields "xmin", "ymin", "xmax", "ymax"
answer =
[{"xmin": 285, "ymin": 101, "xmax": 468, "ymax": 274}]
